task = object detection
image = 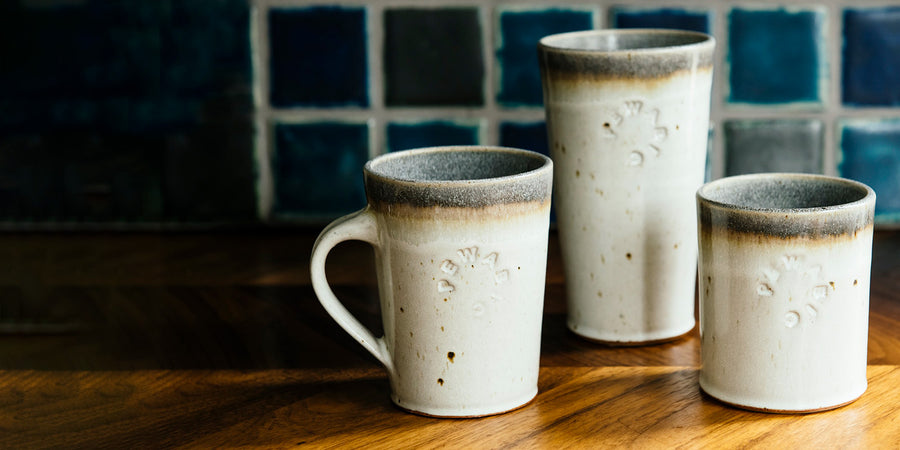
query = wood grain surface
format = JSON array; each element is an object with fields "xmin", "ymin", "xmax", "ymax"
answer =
[{"xmin": 0, "ymin": 230, "xmax": 896, "ymax": 448}]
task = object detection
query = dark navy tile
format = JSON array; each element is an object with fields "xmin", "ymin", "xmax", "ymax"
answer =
[
  {"xmin": 838, "ymin": 119, "xmax": 900, "ymax": 224},
  {"xmin": 0, "ymin": 135, "xmax": 163, "ymax": 222},
  {"xmin": 269, "ymin": 6, "xmax": 368, "ymax": 108},
  {"xmin": 0, "ymin": 0, "xmax": 251, "ymax": 134},
  {"xmin": 842, "ymin": 7, "xmax": 900, "ymax": 106},
  {"xmin": 610, "ymin": 7, "xmax": 711, "ymax": 33},
  {"xmin": 0, "ymin": 0, "xmax": 255, "ymax": 223},
  {"xmin": 496, "ymin": 7, "xmax": 594, "ymax": 107},
  {"xmin": 723, "ymin": 120, "xmax": 824, "ymax": 176},
  {"xmin": 384, "ymin": 8, "xmax": 483, "ymax": 106},
  {"xmin": 386, "ymin": 121, "xmax": 480, "ymax": 152},
  {"xmin": 727, "ymin": 7, "xmax": 825, "ymax": 106},
  {"xmin": 272, "ymin": 122, "xmax": 369, "ymax": 218},
  {"xmin": 498, "ymin": 121, "xmax": 549, "ymax": 156}
]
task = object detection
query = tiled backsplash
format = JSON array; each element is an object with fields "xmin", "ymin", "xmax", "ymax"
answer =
[{"xmin": 1, "ymin": 1, "xmax": 899, "ymax": 227}]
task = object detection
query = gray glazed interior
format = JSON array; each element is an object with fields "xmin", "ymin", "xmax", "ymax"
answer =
[
  {"xmin": 364, "ymin": 146, "xmax": 553, "ymax": 209},
  {"xmin": 538, "ymin": 29, "xmax": 715, "ymax": 80},
  {"xmin": 368, "ymin": 147, "xmax": 546, "ymax": 182},
  {"xmin": 698, "ymin": 173, "xmax": 876, "ymax": 238},
  {"xmin": 539, "ymin": 29, "xmax": 711, "ymax": 53},
  {"xmin": 698, "ymin": 173, "xmax": 872, "ymax": 211}
]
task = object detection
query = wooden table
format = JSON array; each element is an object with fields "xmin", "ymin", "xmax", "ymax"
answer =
[{"xmin": 0, "ymin": 230, "xmax": 897, "ymax": 447}]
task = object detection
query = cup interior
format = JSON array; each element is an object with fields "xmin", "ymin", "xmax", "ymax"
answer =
[
  {"xmin": 539, "ymin": 29, "xmax": 710, "ymax": 53},
  {"xmin": 698, "ymin": 174, "xmax": 872, "ymax": 211},
  {"xmin": 367, "ymin": 146, "xmax": 549, "ymax": 183}
]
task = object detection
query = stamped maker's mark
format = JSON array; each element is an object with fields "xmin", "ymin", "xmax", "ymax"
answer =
[
  {"xmin": 601, "ymin": 100, "xmax": 669, "ymax": 167},
  {"xmin": 437, "ymin": 246, "xmax": 511, "ymax": 317},
  {"xmin": 757, "ymin": 254, "xmax": 834, "ymax": 328}
]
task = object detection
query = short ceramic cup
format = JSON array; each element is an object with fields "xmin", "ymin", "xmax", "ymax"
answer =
[
  {"xmin": 310, "ymin": 146, "xmax": 553, "ymax": 418},
  {"xmin": 697, "ymin": 173, "xmax": 876, "ymax": 413},
  {"xmin": 538, "ymin": 29, "xmax": 715, "ymax": 344}
]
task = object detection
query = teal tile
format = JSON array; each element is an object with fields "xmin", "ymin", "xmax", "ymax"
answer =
[
  {"xmin": 611, "ymin": 7, "xmax": 711, "ymax": 33},
  {"xmin": 386, "ymin": 121, "xmax": 480, "ymax": 152},
  {"xmin": 727, "ymin": 7, "xmax": 826, "ymax": 107},
  {"xmin": 272, "ymin": 122, "xmax": 369, "ymax": 218},
  {"xmin": 496, "ymin": 7, "xmax": 594, "ymax": 107},
  {"xmin": 499, "ymin": 121, "xmax": 549, "ymax": 157},
  {"xmin": 838, "ymin": 119, "xmax": 900, "ymax": 224}
]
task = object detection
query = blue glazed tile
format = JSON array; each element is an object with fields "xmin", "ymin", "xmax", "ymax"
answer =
[
  {"xmin": 498, "ymin": 121, "xmax": 549, "ymax": 156},
  {"xmin": 0, "ymin": 137, "xmax": 163, "ymax": 222},
  {"xmin": 269, "ymin": 6, "xmax": 368, "ymax": 108},
  {"xmin": 838, "ymin": 119, "xmax": 900, "ymax": 224},
  {"xmin": 0, "ymin": 0, "xmax": 251, "ymax": 133},
  {"xmin": 724, "ymin": 120, "xmax": 824, "ymax": 176},
  {"xmin": 386, "ymin": 121, "xmax": 480, "ymax": 152},
  {"xmin": 384, "ymin": 8, "xmax": 483, "ymax": 106},
  {"xmin": 272, "ymin": 122, "xmax": 369, "ymax": 218},
  {"xmin": 611, "ymin": 7, "xmax": 711, "ymax": 34},
  {"xmin": 0, "ymin": 0, "xmax": 255, "ymax": 222},
  {"xmin": 496, "ymin": 7, "xmax": 594, "ymax": 107},
  {"xmin": 842, "ymin": 7, "xmax": 900, "ymax": 106},
  {"xmin": 727, "ymin": 7, "xmax": 825, "ymax": 106}
]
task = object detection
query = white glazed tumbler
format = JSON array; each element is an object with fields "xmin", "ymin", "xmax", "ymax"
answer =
[
  {"xmin": 538, "ymin": 29, "xmax": 715, "ymax": 344},
  {"xmin": 698, "ymin": 173, "xmax": 875, "ymax": 413},
  {"xmin": 311, "ymin": 146, "xmax": 553, "ymax": 418}
]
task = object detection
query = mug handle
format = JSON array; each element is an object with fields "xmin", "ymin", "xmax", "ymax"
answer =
[{"xmin": 310, "ymin": 208, "xmax": 395, "ymax": 375}]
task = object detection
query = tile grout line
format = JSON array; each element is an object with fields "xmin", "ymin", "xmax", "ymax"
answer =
[
  {"xmin": 368, "ymin": 3, "xmax": 385, "ymax": 157},
  {"xmin": 251, "ymin": 0, "xmax": 274, "ymax": 221}
]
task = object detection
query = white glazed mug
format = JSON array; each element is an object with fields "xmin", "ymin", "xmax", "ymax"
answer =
[
  {"xmin": 538, "ymin": 29, "xmax": 715, "ymax": 344},
  {"xmin": 697, "ymin": 173, "xmax": 876, "ymax": 413},
  {"xmin": 311, "ymin": 146, "xmax": 553, "ymax": 417}
]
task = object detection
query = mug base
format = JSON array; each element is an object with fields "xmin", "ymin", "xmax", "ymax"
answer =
[
  {"xmin": 568, "ymin": 322, "xmax": 695, "ymax": 347},
  {"xmin": 391, "ymin": 388, "xmax": 537, "ymax": 419},
  {"xmin": 699, "ymin": 384, "xmax": 864, "ymax": 414}
]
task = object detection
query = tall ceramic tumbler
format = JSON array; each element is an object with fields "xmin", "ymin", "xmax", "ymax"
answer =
[
  {"xmin": 538, "ymin": 29, "xmax": 715, "ymax": 344},
  {"xmin": 311, "ymin": 146, "xmax": 553, "ymax": 418},
  {"xmin": 697, "ymin": 174, "xmax": 875, "ymax": 412}
]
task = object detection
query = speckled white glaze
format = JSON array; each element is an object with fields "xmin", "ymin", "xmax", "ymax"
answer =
[
  {"xmin": 697, "ymin": 173, "xmax": 876, "ymax": 413},
  {"xmin": 539, "ymin": 29, "xmax": 715, "ymax": 344},
  {"xmin": 311, "ymin": 146, "xmax": 552, "ymax": 417}
]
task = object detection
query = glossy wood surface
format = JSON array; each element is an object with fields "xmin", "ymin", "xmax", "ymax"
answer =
[{"xmin": 0, "ymin": 230, "xmax": 897, "ymax": 447}]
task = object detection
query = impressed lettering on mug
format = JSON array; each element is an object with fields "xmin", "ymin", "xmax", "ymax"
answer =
[{"xmin": 437, "ymin": 246, "xmax": 511, "ymax": 317}]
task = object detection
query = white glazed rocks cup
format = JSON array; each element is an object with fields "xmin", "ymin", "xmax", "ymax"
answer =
[
  {"xmin": 310, "ymin": 146, "xmax": 553, "ymax": 418},
  {"xmin": 538, "ymin": 29, "xmax": 715, "ymax": 344},
  {"xmin": 697, "ymin": 173, "xmax": 876, "ymax": 413}
]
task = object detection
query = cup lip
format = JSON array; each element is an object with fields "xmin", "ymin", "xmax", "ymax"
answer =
[
  {"xmin": 697, "ymin": 172, "xmax": 876, "ymax": 214},
  {"xmin": 364, "ymin": 145, "xmax": 553, "ymax": 188},
  {"xmin": 538, "ymin": 28, "xmax": 715, "ymax": 55}
]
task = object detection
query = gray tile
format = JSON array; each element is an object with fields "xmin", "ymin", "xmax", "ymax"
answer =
[
  {"xmin": 724, "ymin": 120, "xmax": 824, "ymax": 176},
  {"xmin": 384, "ymin": 8, "xmax": 484, "ymax": 106}
]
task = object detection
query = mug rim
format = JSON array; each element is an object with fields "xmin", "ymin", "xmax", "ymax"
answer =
[
  {"xmin": 697, "ymin": 172, "xmax": 876, "ymax": 214},
  {"xmin": 538, "ymin": 28, "xmax": 714, "ymax": 56},
  {"xmin": 364, "ymin": 145, "xmax": 553, "ymax": 188}
]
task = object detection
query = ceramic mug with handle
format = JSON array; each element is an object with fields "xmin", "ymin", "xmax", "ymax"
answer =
[{"xmin": 311, "ymin": 146, "xmax": 553, "ymax": 417}]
